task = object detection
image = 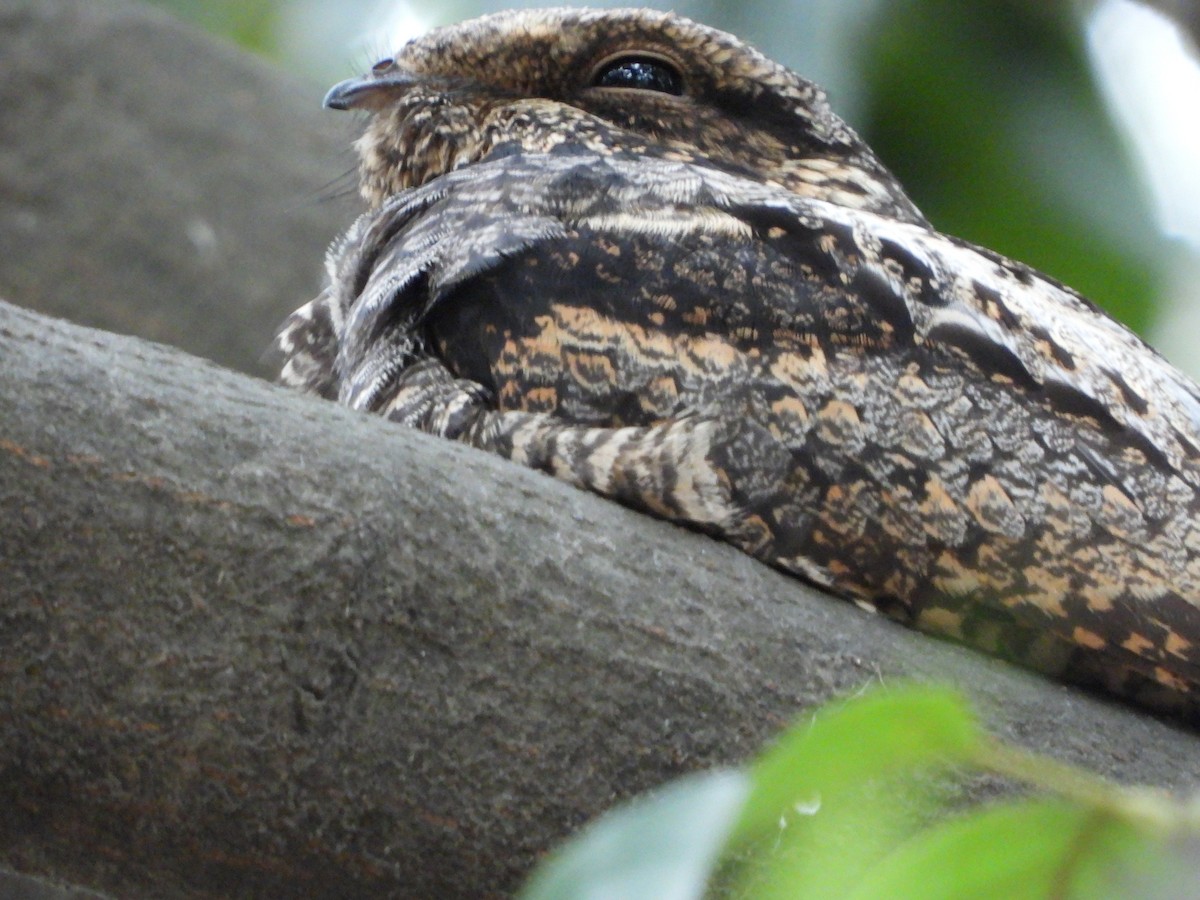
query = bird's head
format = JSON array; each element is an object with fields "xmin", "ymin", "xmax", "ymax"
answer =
[{"xmin": 326, "ymin": 7, "xmax": 924, "ymax": 223}]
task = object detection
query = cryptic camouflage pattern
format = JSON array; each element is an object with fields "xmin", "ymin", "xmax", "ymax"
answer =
[{"xmin": 277, "ymin": 7, "xmax": 1200, "ymax": 719}]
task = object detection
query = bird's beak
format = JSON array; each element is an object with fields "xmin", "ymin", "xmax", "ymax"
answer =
[{"xmin": 324, "ymin": 70, "xmax": 419, "ymax": 111}]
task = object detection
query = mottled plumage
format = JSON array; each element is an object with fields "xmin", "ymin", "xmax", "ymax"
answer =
[{"xmin": 278, "ymin": 8, "xmax": 1200, "ymax": 720}]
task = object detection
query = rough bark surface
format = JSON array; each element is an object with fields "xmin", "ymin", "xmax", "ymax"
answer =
[
  {"xmin": 4, "ymin": 297, "xmax": 1200, "ymax": 898},
  {"xmin": 2, "ymin": 1, "xmax": 1199, "ymax": 899}
]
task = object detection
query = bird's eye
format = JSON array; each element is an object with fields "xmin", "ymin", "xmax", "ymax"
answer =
[{"xmin": 591, "ymin": 56, "xmax": 683, "ymax": 95}]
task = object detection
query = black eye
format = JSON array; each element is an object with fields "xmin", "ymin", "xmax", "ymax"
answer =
[{"xmin": 592, "ymin": 56, "xmax": 683, "ymax": 95}]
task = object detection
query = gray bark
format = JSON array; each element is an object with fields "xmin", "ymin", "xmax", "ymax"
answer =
[
  {"xmin": 4, "ymin": 296, "xmax": 1200, "ymax": 899},
  {"xmin": 2, "ymin": 1, "xmax": 1199, "ymax": 898}
]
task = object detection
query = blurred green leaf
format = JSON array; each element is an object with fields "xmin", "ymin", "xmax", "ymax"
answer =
[
  {"xmin": 732, "ymin": 772, "xmax": 951, "ymax": 900},
  {"xmin": 519, "ymin": 769, "xmax": 749, "ymax": 900},
  {"xmin": 732, "ymin": 684, "xmax": 980, "ymax": 845},
  {"xmin": 846, "ymin": 799, "xmax": 1153, "ymax": 900},
  {"xmin": 520, "ymin": 683, "xmax": 1200, "ymax": 899}
]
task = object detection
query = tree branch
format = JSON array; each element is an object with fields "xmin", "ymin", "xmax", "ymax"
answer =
[{"xmin": 2, "ymin": 298, "xmax": 1199, "ymax": 899}]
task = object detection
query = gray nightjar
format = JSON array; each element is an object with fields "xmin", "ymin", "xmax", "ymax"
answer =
[{"xmin": 277, "ymin": 7, "xmax": 1200, "ymax": 721}]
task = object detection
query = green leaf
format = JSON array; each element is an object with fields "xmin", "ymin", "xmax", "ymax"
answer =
[
  {"xmin": 518, "ymin": 769, "xmax": 750, "ymax": 900},
  {"xmin": 846, "ymin": 798, "xmax": 1144, "ymax": 900},
  {"xmin": 732, "ymin": 684, "xmax": 980, "ymax": 846},
  {"xmin": 733, "ymin": 772, "xmax": 949, "ymax": 900}
]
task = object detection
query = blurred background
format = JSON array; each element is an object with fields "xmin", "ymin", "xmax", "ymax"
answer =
[{"xmin": 144, "ymin": 0, "xmax": 1200, "ymax": 375}]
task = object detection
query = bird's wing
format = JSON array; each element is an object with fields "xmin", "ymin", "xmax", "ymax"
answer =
[
  {"xmin": 283, "ymin": 146, "xmax": 1200, "ymax": 479},
  {"xmin": 278, "ymin": 146, "xmax": 1200, "ymax": 708}
]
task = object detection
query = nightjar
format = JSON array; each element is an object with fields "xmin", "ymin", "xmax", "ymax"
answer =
[{"xmin": 277, "ymin": 7, "xmax": 1200, "ymax": 721}]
